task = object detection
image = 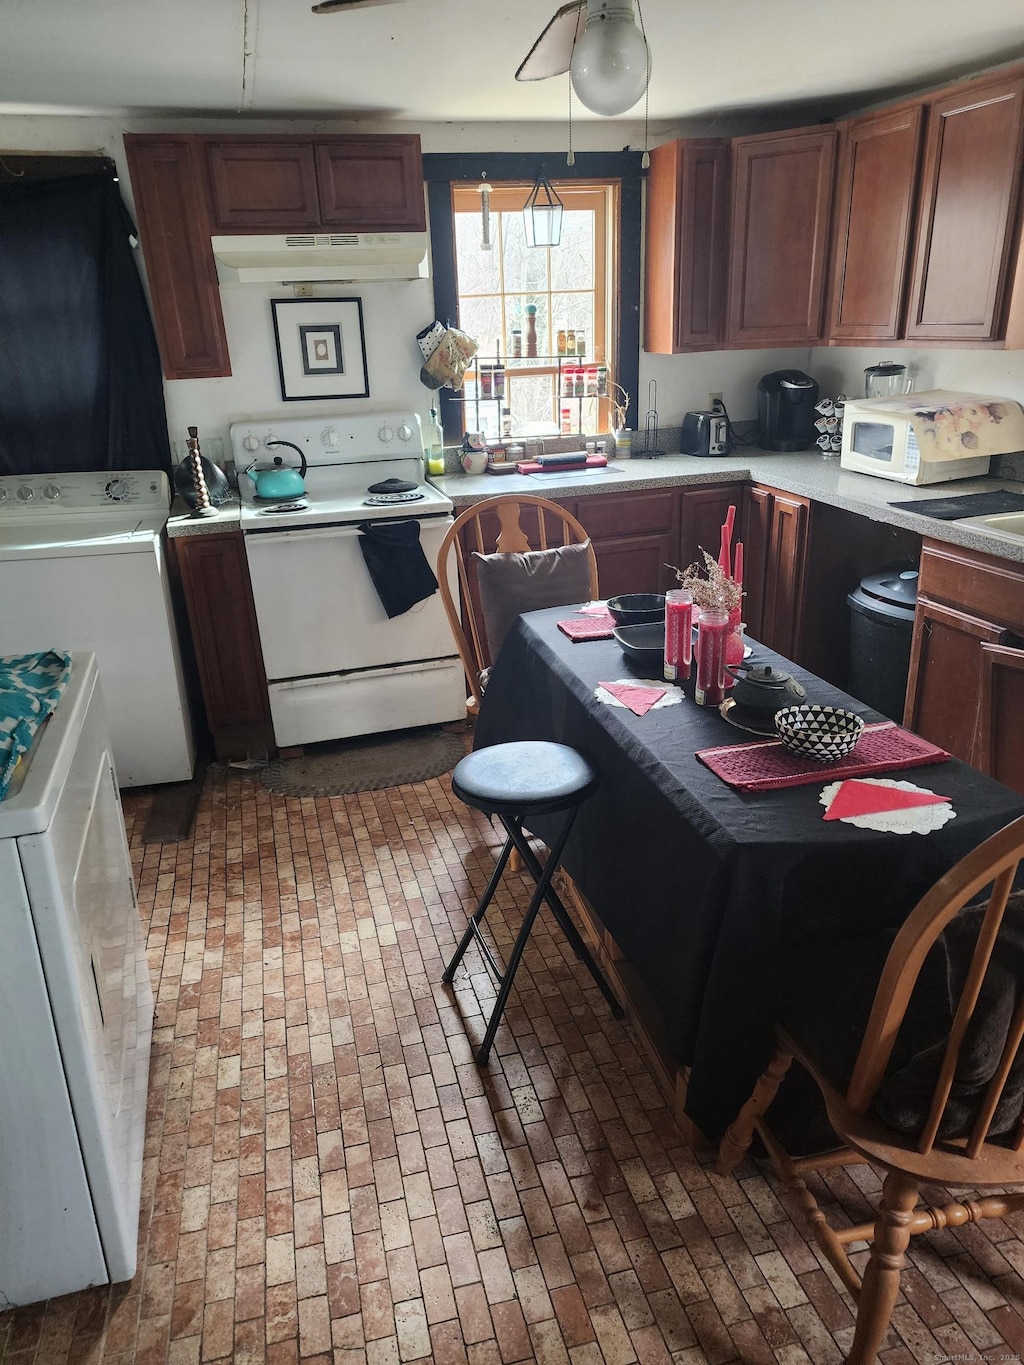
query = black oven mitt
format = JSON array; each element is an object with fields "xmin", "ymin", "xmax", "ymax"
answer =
[{"xmin": 356, "ymin": 520, "xmax": 439, "ymax": 619}]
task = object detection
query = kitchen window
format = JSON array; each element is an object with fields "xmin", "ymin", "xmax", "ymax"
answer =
[
  {"xmin": 451, "ymin": 181, "xmax": 616, "ymax": 439},
  {"xmin": 423, "ymin": 152, "xmax": 643, "ymax": 443}
]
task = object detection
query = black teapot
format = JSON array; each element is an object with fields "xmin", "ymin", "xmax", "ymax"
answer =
[{"xmin": 726, "ymin": 663, "xmax": 807, "ymax": 718}]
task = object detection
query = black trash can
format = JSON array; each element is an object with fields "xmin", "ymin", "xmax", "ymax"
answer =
[{"xmin": 847, "ymin": 565, "xmax": 919, "ymax": 722}]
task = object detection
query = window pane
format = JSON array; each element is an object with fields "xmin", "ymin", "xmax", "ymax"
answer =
[
  {"xmin": 502, "ymin": 210, "xmax": 549, "ymax": 293},
  {"xmin": 458, "ymin": 296, "xmax": 503, "ymax": 357},
  {"xmin": 454, "ymin": 212, "xmax": 500, "ymax": 295},
  {"xmin": 551, "ymin": 293, "xmax": 594, "ymax": 348},
  {"xmin": 550, "ymin": 211, "xmax": 595, "ymax": 290},
  {"xmin": 511, "ymin": 374, "xmax": 559, "ymax": 434}
]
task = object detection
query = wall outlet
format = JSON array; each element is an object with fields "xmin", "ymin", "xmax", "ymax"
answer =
[
  {"xmin": 292, "ymin": 282, "xmax": 314, "ymax": 297},
  {"xmin": 708, "ymin": 392, "xmax": 723, "ymax": 411}
]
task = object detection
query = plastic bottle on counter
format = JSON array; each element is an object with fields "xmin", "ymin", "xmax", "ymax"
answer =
[{"xmin": 426, "ymin": 407, "xmax": 446, "ymax": 476}]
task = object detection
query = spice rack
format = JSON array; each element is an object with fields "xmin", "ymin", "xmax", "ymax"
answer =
[{"xmin": 448, "ymin": 353, "xmax": 610, "ymax": 438}]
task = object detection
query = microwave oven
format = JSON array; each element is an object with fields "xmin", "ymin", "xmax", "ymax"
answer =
[{"xmin": 839, "ymin": 390, "xmax": 1024, "ymax": 485}]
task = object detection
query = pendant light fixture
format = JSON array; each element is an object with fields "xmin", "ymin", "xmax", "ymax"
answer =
[
  {"xmin": 569, "ymin": 0, "xmax": 649, "ymax": 117},
  {"xmin": 523, "ymin": 172, "xmax": 564, "ymax": 248}
]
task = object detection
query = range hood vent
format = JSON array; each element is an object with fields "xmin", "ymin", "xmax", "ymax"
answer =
[{"xmin": 211, "ymin": 231, "xmax": 429, "ymax": 283}]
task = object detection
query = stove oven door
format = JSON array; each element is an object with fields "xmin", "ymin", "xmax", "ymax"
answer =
[{"xmin": 243, "ymin": 517, "xmax": 465, "ymax": 744}]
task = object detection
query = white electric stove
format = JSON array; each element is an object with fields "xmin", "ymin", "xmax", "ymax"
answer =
[{"xmin": 230, "ymin": 411, "xmax": 464, "ymax": 747}]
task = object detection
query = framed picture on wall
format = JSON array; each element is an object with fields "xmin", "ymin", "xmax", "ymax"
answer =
[{"xmin": 271, "ymin": 297, "xmax": 369, "ymax": 401}]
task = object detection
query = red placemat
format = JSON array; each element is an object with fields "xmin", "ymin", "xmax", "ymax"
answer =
[
  {"xmin": 557, "ymin": 611, "xmax": 616, "ymax": 641},
  {"xmin": 696, "ymin": 721, "xmax": 950, "ymax": 792}
]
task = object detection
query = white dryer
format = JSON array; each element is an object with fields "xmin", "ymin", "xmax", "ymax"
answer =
[
  {"xmin": 0, "ymin": 652, "xmax": 152, "ymax": 1305},
  {"xmin": 0, "ymin": 469, "xmax": 195, "ymax": 786}
]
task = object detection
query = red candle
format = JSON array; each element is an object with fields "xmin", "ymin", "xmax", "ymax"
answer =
[
  {"xmin": 695, "ymin": 609, "xmax": 729, "ymax": 706},
  {"xmin": 733, "ymin": 541, "xmax": 743, "ymax": 591},
  {"xmin": 664, "ymin": 589, "xmax": 693, "ymax": 682}
]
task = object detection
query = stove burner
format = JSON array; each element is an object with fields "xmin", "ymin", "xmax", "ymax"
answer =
[
  {"xmin": 363, "ymin": 490, "xmax": 426, "ymax": 506},
  {"xmin": 257, "ymin": 499, "xmax": 309, "ymax": 514}
]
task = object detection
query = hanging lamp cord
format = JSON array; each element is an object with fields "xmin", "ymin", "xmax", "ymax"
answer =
[
  {"xmin": 567, "ymin": 70, "xmax": 575, "ymax": 167},
  {"xmin": 637, "ymin": 0, "xmax": 650, "ymax": 167}
]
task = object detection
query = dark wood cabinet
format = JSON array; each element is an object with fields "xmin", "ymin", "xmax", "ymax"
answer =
[
  {"xmin": 204, "ymin": 141, "xmax": 320, "ymax": 229},
  {"xmin": 905, "ymin": 538, "xmax": 1024, "ymax": 794},
  {"xmin": 204, "ymin": 134, "xmax": 426, "ymax": 233},
  {"xmin": 828, "ymin": 104, "xmax": 924, "ymax": 342},
  {"xmin": 123, "ymin": 135, "xmax": 230, "ymax": 380},
  {"xmin": 678, "ymin": 482, "xmax": 744, "ymax": 571},
  {"xmin": 905, "ymin": 71, "xmax": 1024, "ymax": 342},
  {"xmin": 169, "ymin": 531, "xmax": 273, "ymax": 760},
  {"xmin": 741, "ymin": 485, "xmax": 810, "ymax": 656},
  {"xmin": 572, "ymin": 489, "xmax": 680, "ymax": 597},
  {"xmin": 315, "ymin": 137, "xmax": 427, "ymax": 231},
  {"xmin": 644, "ymin": 139, "xmax": 729, "ymax": 353},
  {"xmin": 726, "ymin": 127, "xmax": 836, "ymax": 346}
]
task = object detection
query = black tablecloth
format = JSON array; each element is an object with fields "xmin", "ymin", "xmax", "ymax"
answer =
[{"xmin": 474, "ymin": 608, "xmax": 1024, "ymax": 1142}]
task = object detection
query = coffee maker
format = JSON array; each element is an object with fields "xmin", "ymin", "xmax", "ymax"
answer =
[{"xmin": 757, "ymin": 370, "xmax": 819, "ymax": 451}]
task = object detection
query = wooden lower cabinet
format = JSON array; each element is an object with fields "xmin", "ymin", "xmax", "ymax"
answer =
[
  {"xmin": 905, "ymin": 539, "xmax": 1024, "ymax": 794},
  {"xmin": 741, "ymin": 485, "xmax": 810, "ymax": 657},
  {"xmin": 169, "ymin": 531, "xmax": 273, "ymax": 760},
  {"xmin": 571, "ymin": 488, "xmax": 681, "ymax": 597},
  {"xmin": 679, "ymin": 482, "xmax": 745, "ymax": 572}
]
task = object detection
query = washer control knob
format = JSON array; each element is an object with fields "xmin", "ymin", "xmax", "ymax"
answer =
[
  {"xmin": 378, "ymin": 425, "xmax": 394, "ymax": 443},
  {"xmin": 322, "ymin": 427, "xmax": 340, "ymax": 448},
  {"xmin": 397, "ymin": 424, "xmax": 413, "ymax": 441},
  {"xmin": 242, "ymin": 434, "xmax": 260, "ymax": 452},
  {"xmin": 42, "ymin": 484, "xmax": 62, "ymax": 501},
  {"xmin": 105, "ymin": 478, "xmax": 131, "ymax": 501},
  {"xmin": 0, "ymin": 488, "xmax": 7, "ymax": 503},
  {"xmin": 16, "ymin": 485, "xmax": 34, "ymax": 501}
]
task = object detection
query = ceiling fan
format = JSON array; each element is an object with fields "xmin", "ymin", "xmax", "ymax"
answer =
[
  {"xmin": 311, "ymin": 0, "xmax": 408, "ymax": 12},
  {"xmin": 516, "ymin": 0, "xmax": 650, "ymax": 117}
]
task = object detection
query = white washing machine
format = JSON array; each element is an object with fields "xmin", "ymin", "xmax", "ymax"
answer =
[
  {"xmin": 0, "ymin": 469, "xmax": 195, "ymax": 786},
  {"xmin": 0, "ymin": 652, "xmax": 153, "ymax": 1306}
]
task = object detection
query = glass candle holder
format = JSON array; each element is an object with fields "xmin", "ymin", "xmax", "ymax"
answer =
[
  {"xmin": 664, "ymin": 588, "xmax": 693, "ymax": 683},
  {"xmin": 694, "ymin": 608, "xmax": 729, "ymax": 707}
]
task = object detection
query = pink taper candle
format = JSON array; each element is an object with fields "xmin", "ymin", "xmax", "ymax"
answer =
[
  {"xmin": 718, "ymin": 504, "xmax": 736, "ymax": 578},
  {"xmin": 733, "ymin": 541, "xmax": 743, "ymax": 590}
]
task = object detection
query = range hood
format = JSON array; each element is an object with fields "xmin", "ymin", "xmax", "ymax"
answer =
[{"xmin": 211, "ymin": 231, "xmax": 429, "ymax": 283}]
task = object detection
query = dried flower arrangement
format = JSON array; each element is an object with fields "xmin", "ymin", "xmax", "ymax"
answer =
[
  {"xmin": 608, "ymin": 382, "xmax": 630, "ymax": 432},
  {"xmin": 667, "ymin": 550, "xmax": 743, "ymax": 614}
]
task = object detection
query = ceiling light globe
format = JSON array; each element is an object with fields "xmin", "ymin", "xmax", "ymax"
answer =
[{"xmin": 570, "ymin": 2, "xmax": 649, "ymax": 117}]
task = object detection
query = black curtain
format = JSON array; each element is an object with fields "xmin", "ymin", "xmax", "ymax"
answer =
[{"xmin": 0, "ymin": 172, "xmax": 171, "ymax": 477}]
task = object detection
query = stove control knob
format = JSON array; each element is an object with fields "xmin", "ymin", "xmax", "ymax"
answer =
[
  {"xmin": 16, "ymin": 484, "xmax": 34, "ymax": 501},
  {"xmin": 397, "ymin": 424, "xmax": 413, "ymax": 441},
  {"xmin": 378, "ymin": 425, "xmax": 394, "ymax": 443},
  {"xmin": 42, "ymin": 484, "xmax": 62, "ymax": 501},
  {"xmin": 322, "ymin": 427, "xmax": 340, "ymax": 449},
  {"xmin": 242, "ymin": 434, "xmax": 260, "ymax": 452},
  {"xmin": 105, "ymin": 478, "xmax": 131, "ymax": 501},
  {"xmin": 0, "ymin": 487, "xmax": 6, "ymax": 503}
]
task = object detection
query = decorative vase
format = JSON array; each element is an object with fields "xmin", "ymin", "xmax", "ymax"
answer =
[{"xmin": 613, "ymin": 427, "xmax": 632, "ymax": 458}]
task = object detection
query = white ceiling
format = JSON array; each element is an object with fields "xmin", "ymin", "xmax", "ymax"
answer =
[{"xmin": 1, "ymin": 0, "xmax": 1023, "ymax": 126}]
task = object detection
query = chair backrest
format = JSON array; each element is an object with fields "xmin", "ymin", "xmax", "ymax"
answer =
[
  {"xmin": 847, "ymin": 813, "xmax": 1024, "ymax": 1160},
  {"xmin": 436, "ymin": 495, "xmax": 600, "ymax": 714}
]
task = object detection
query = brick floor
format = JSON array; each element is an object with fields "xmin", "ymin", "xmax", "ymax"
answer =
[{"xmin": 3, "ymin": 762, "xmax": 1024, "ymax": 1363}]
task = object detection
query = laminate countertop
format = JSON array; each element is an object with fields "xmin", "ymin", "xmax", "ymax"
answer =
[
  {"xmin": 435, "ymin": 447, "xmax": 1024, "ymax": 563},
  {"xmin": 164, "ymin": 452, "xmax": 1024, "ymax": 563}
]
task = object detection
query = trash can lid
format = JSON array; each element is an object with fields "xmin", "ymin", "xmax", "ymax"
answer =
[{"xmin": 859, "ymin": 567, "xmax": 919, "ymax": 609}]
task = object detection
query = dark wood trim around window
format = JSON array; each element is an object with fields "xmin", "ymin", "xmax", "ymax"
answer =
[{"xmin": 423, "ymin": 152, "xmax": 645, "ymax": 440}]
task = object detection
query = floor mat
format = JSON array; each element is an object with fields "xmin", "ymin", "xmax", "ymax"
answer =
[{"xmin": 259, "ymin": 727, "xmax": 466, "ymax": 796}]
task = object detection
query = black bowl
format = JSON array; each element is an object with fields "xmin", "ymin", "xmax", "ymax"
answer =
[
  {"xmin": 606, "ymin": 593, "xmax": 666, "ymax": 626},
  {"xmin": 613, "ymin": 622, "xmax": 665, "ymax": 669}
]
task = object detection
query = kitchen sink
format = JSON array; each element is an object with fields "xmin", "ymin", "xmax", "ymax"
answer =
[{"xmin": 955, "ymin": 510, "xmax": 1024, "ymax": 544}]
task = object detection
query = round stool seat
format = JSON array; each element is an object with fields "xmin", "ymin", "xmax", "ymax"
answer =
[{"xmin": 452, "ymin": 741, "xmax": 597, "ymax": 817}]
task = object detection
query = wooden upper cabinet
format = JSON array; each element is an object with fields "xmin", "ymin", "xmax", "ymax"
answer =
[
  {"xmin": 828, "ymin": 104, "xmax": 924, "ymax": 342},
  {"xmin": 905, "ymin": 71, "xmax": 1024, "ymax": 342},
  {"xmin": 205, "ymin": 141, "xmax": 320, "ymax": 229},
  {"xmin": 123, "ymin": 135, "xmax": 231, "ymax": 380},
  {"xmin": 644, "ymin": 139, "xmax": 729, "ymax": 353},
  {"xmin": 316, "ymin": 137, "xmax": 426, "ymax": 231},
  {"xmin": 204, "ymin": 134, "xmax": 426, "ymax": 233},
  {"xmin": 726, "ymin": 127, "xmax": 836, "ymax": 346}
]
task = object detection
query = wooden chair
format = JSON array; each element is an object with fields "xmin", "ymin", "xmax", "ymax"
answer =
[
  {"xmin": 717, "ymin": 813, "xmax": 1024, "ymax": 1365},
  {"xmin": 436, "ymin": 494, "xmax": 599, "ymax": 715}
]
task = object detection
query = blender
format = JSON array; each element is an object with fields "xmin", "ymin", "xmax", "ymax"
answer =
[{"xmin": 864, "ymin": 361, "xmax": 913, "ymax": 399}]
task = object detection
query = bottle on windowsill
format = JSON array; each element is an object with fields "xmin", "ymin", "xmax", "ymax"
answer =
[{"xmin": 426, "ymin": 406, "xmax": 445, "ymax": 477}]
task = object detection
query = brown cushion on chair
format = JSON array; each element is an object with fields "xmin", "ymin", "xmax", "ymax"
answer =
[{"xmin": 473, "ymin": 540, "xmax": 593, "ymax": 662}]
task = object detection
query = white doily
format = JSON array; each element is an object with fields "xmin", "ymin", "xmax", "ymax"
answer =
[
  {"xmin": 819, "ymin": 778, "xmax": 956, "ymax": 835},
  {"xmin": 595, "ymin": 680, "xmax": 683, "ymax": 710}
]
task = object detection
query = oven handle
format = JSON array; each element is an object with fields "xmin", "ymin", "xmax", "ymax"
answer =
[{"xmin": 244, "ymin": 518, "xmax": 453, "ymax": 543}]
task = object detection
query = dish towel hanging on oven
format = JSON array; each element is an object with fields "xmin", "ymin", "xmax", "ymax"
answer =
[
  {"xmin": 356, "ymin": 520, "xmax": 439, "ymax": 619},
  {"xmin": 0, "ymin": 650, "xmax": 73, "ymax": 799}
]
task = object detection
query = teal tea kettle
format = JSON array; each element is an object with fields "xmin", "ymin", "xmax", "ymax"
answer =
[{"xmin": 244, "ymin": 440, "xmax": 308, "ymax": 500}]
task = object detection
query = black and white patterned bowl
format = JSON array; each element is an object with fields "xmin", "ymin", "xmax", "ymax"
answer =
[{"xmin": 774, "ymin": 705, "xmax": 865, "ymax": 763}]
